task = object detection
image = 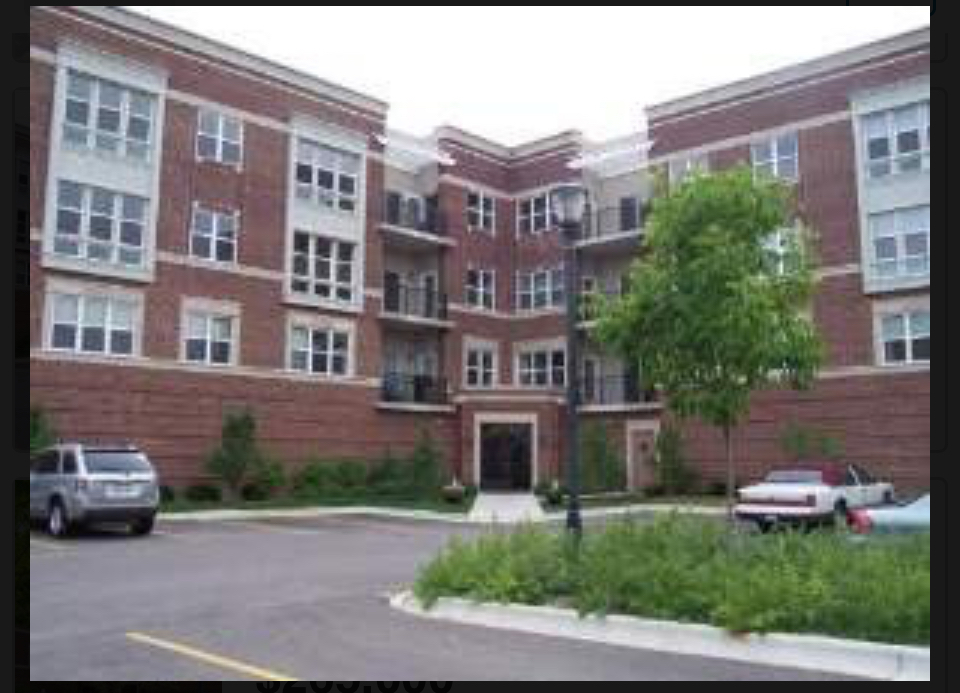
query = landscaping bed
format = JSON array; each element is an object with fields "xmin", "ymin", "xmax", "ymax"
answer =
[
  {"xmin": 160, "ymin": 493, "xmax": 472, "ymax": 515},
  {"xmin": 414, "ymin": 515, "xmax": 930, "ymax": 646}
]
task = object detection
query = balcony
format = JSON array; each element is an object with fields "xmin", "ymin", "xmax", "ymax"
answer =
[
  {"xmin": 379, "ymin": 372, "xmax": 453, "ymax": 412},
  {"xmin": 578, "ymin": 287, "xmax": 625, "ymax": 325},
  {"xmin": 579, "ymin": 374, "xmax": 659, "ymax": 410},
  {"xmin": 577, "ymin": 203, "xmax": 645, "ymax": 253},
  {"xmin": 381, "ymin": 279, "xmax": 452, "ymax": 328},
  {"xmin": 381, "ymin": 191, "xmax": 454, "ymax": 250}
]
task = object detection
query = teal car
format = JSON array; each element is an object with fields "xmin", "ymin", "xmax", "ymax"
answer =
[{"xmin": 848, "ymin": 493, "xmax": 930, "ymax": 534}]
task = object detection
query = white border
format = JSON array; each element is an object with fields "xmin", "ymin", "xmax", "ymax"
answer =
[{"xmin": 473, "ymin": 412, "xmax": 539, "ymax": 490}]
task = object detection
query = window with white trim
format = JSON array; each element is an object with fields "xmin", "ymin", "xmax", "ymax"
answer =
[
  {"xmin": 190, "ymin": 205, "xmax": 238, "ymax": 264},
  {"xmin": 517, "ymin": 347, "xmax": 566, "ymax": 387},
  {"xmin": 465, "ymin": 345, "xmax": 496, "ymax": 388},
  {"xmin": 196, "ymin": 109, "xmax": 243, "ymax": 166},
  {"xmin": 516, "ymin": 267, "xmax": 564, "ymax": 311},
  {"xmin": 48, "ymin": 290, "xmax": 138, "ymax": 357},
  {"xmin": 289, "ymin": 324, "xmax": 351, "ymax": 376},
  {"xmin": 290, "ymin": 231, "xmax": 356, "ymax": 303},
  {"xmin": 762, "ymin": 227, "xmax": 800, "ymax": 277},
  {"xmin": 467, "ymin": 191, "xmax": 495, "ymax": 232},
  {"xmin": 62, "ymin": 70, "xmax": 156, "ymax": 161},
  {"xmin": 869, "ymin": 205, "xmax": 929, "ymax": 281},
  {"xmin": 751, "ymin": 133, "xmax": 799, "ymax": 181},
  {"xmin": 517, "ymin": 193, "xmax": 551, "ymax": 234},
  {"xmin": 880, "ymin": 310, "xmax": 930, "ymax": 365},
  {"xmin": 862, "ymin": 101, "xmax": 930, "ymax": 179},
  {"xmin": 183, "ymin": 310, "xmax": 236, "ymax": 366},
  {"xmin": 53, "ymin": 180, "xmax": 148, "ymax": 269},
  {"xmin": 294, "ymin": 139, "xmax": 360, "ymax": 213},
  {"xmin": 466, "ymin": 268, "xmax": 495, "ymax": 310},
  {"xmin": 668, "ymin": 154, "xmax": 709, "ymax": 185}
]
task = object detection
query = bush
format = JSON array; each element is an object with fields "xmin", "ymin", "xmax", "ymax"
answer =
[
  {"xmin": 249, "ymin": 456, "xmax": 286, "ymax": 497},
  {"xmin": 159, "ymin": 485, "xmax": 176, "ymax": 504},
  {"xmin": 332, "ymin": 460, "xmax": 367, "ymax": 491},
  {"xmin": 205, "ymin": 409, "xmax": 269, "ymax": 499},
  {"xmin": 654, "ymin": 424, "xmax": 699, "ymax": 495},
  {"xmin": 408, "ymin": 428, "xmax": 444, "ymax": 495},
  {"xmin": 580, "ymin": 423, "xmax": 625, "ymax": 493},
  {"xmin": 367, "ymin": 450, "xmax": 409, "ymax": 496},
  {"xmin": 291, "ymin": 459, "xmax": 340, "ymax": 497},
  {"xmin": 781, "ymin": 422, "xmax": 843, "ymax": 462},
  {"xmin": 184, "ymin": 484, "xmax": 222, "ymax": 503},
  {"xmin": 415, "ymin": 517, "xmax": 930, "ymax": 645},
  {"xmin": 30, "ymin": 405, "xmax": 57, "ymax": 454},
  {"xmin": 241, "ymin": 482, "xmax": 269, "ymax": 501}
]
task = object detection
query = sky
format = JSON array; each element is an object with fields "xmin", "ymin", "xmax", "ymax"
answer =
[{"xmin": 132, "ymin": 6, "xmax": 930, "ymax": 146}]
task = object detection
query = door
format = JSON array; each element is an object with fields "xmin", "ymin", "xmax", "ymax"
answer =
[
  {"xmin": 480, "ymin": 423, "xmax": 532, "ymax": 491},
  {"xmin": 582, "ymin": 357, "xmax": 598, "ymax": 405},
  {"xmin": 627, "ymin": 427, "xmax": 658, "ymax": 491},
  {"xmin": 422, "ymin": 272, "xmax": 438, "ymax": 319}
]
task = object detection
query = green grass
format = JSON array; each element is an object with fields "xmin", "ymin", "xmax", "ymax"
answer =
[
  {"xmin": 160, "ymin": 493, "xmax": 472, "ymax": 515},
  {"xmin": 541, "ymin": 493, "xmax": 727, "ymax": 511},
  {"xmin": 414, "ymin": 516, "xmax": 930, "ymax": 645}
]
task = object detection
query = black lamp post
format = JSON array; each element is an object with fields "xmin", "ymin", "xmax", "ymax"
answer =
[{"xmin": 550, "ymin": 183, "xmax": 588, "ymax": 537}]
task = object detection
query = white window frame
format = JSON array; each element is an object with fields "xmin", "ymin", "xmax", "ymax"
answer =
[
  {"xmin": 289, "ymin": 230, "xmax": 357, "ymax": 306},
  {"xmin": 668, "ymin": 153, "xmax": 710, "ymax": 185},
  {"xmin": 51, "ymin": 180, "xmax": 149, "ymax": 270},
  {"xmin": 286, "ymin": 312, "xmax": 356, "ymax": 378},
  {"xmin": 463, "ymin": 337, "xmax": 499, "ymax": 389},
  {"xmin": 516, "ymin": 266, "xmax": 564, "ymax": 312},
  {"xmin": 868, "ymin": 205, "xmax": 930, "ymax": 283},
  {"xmin": 44, "ymin": 279, "xmax": 144, "ymax": 359},
  {"xmin": 61, "ymin": 69, "xmax": 157, "ymax": 163},
  {"xmin": 189, "ymin": 204, "xmax": 240, "ymax": 265},
  {"xmin": 514, "ymin": 339, "xmax": 566, "ymax": 388},
  {"xmin": 195, "ymin": 108, "xmax": 244, "ymax": 168},
  {"xmin": 862, "ymin": 100, "xmax": 931, "ymax": 180},
  {"xmin": 873, "ymin": 296, "xmax": 930, "ymax": 368},
  {"xmin": 179, "ymin": 298, "xmax": 241, "ymax": 368},
  {"xmin": 751, "ymin": 132, "xmax": 799, "ymax": 182},
  {"xmin": 466, "ymin": 267, "xmax": 496, "ymax": 311},
  {"xmin": 467, "ymin": 190, "xmax": 496, "ymax": 233},
  {"xmin": 294, "ymin": 137, "xmax": 361, "ymax": 215},
  {"xmin": 517, "ymin": 192, "xmax": 552, "ymax": 234}
]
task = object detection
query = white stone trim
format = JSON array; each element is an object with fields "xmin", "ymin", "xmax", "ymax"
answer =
[
  {"xmin": 156, "ymin": 251, "xmax": 283, "ymax": 282},
  {"xmin": 871, "ymin": 294, "xmax": 930, "ymax": 368},
  {"xmin": 284, "ymin": 309, "xmax": 359, "ymax": 379},
  {"xmin": 178, "ymin": 296, "xmax": 242, "ymax": 368},
  {"xmin": 473, "ymin": 412, "xmax": 539, "ymax": 490},
  {"xmin": 43, "ymin": 276, "xmax": 146, "ymax": 358}
]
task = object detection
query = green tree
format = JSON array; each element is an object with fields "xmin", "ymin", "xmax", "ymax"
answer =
[
  {"xmin": 205, "ymin": 409, "xmax": 268, "ymax": 499},
  {"xmin": 30, "ymin": 405, "xmax": 57, "ymax": 454},
  {"xmin": 596, "ymin": 166, "xmax": 823, "ymax": 519},
  {"xmin": 780, "ymin": 421, "xmax": 842, "ymax": 462},
  {"xmin": 409, "ymin": 427, "xmax": 443, "ymax": 494},
  {"xmin": 580, "ymin": 422, "xmax": 625, "ymax": 493}
]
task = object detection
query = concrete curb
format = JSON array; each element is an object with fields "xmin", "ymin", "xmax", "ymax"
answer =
[
  {"xmin": 390, "ymin": 591, "xmax": 929, "ymax": 681},
  {"xmin": 159, "ymin": 503, "xmax": 724, "ymax": 525}
]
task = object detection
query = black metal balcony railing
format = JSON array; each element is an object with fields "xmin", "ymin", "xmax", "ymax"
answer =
[
  {"xmin": 579, "ymin": 374, "xmax": 657, "ymax": 406},
  {"xmin": 383, "ymin": 192, "xmax": 445, "ymax": 235},
  {"xmin": 382, "ymin": 280, "xmax": 449, "ymax": 321},
  {"xmin": 581, "ymin": 203, "xmax": 645, "ymax": 241},
  {"xmin": 381, "ymin": 373, "xmax": 448, "ymax": 405}
]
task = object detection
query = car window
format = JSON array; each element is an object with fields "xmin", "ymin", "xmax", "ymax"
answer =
[
  {"xmin": 844, "ymin": 466, "xmax": 859, "ymax": 486},
  {"xmin": 82, "ymin": 450, "xmax": 152, "ymax": 474},
  {"xmin": 853, "ymin": 465, "xmax": 875, "ymax": 484},
  {"xmin": 61, "ymin": 452, "xmax": 78, "ymax": 475},
  {"xmin": 31, "ymin": 451, "xmax": 59, "ymax": 474},
  {"xmin": 765, "ymin": 470, "xmax": 823, "ymax": 484}
]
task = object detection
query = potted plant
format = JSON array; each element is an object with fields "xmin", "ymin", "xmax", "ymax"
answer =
[{"xmin": 441, "ymin": 476, "xmax": 466, "ymax": 504}]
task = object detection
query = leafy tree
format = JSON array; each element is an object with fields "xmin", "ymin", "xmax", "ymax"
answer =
[
  {"xmin": 206, "ymin": 409, "xmax": 268, "ymax": 499},
  {"xmin": 596, "ymin": 166, "xmax": 823, "ymax": 518},
  {"xmin": 654, "ymin": 423, "xmax": 699, "ymax": 495},
  {"xmin": 30, "ymin": 405, "xmax": 57, "ymax": 454},
  {"xmin": 780, "ymin": 421, "xmax": 843, "ymax": 462},
  {"xmin": 580, "ymin": 422, "xmax": 625, "ymax": 493},
  {"xmin": 409, "ymin": 427, "xmax": 443, "ymax": 494}
]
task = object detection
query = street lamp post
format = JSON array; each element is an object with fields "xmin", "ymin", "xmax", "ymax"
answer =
[{"xmin": 550, "ymin": 184, "xmax": 589, "ymax": 538}]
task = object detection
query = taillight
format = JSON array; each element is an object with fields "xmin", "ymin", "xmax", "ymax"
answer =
[
  {"xmin": 74, "ymin": 478, "xmax": 88, "ymax": 492},
  {"xmin": 849, "ymin": 510, "xmax": 872, "ymax": 533}
]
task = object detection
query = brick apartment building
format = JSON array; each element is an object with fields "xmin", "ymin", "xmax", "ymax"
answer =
[{"xmin": 28, "ymin": 7, "xmax": 931, "ymax": 491}]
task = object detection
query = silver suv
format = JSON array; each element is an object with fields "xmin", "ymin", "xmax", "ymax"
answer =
[{"xmin": 29, "ymin": 444, "xmax": 159, "ymax": 537}]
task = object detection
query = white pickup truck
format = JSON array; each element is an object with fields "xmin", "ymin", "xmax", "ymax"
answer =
[{"xmin": 734, "ymin": 463, "xmax": 895, "ymax": 532}]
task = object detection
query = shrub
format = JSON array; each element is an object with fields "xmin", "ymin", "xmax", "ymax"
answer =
[
  {"xmin": 291, "ymin": 459, "xmax": 340, "ymax": 497},
  {"xmin": 654, "ymin": 424, "xmax": 699, "ymax": 495},
  {"xmin": 408, "ymin": 428, "xmax": 444, "ymax": 494},
  {"xmin": 159, "ymin": 485, "xmax": 176, "ymax": 504},
  {"xmin": 184, "ymin": 484, "xmax": 222, "ymax": 503},
  {"xmin": 205, "ymin": 409, "xmax": 269, "ymax": 499},
  {"xmin": 332, "ymin": 460, "xmax": 367, "ymax": 492},
  {"xmin": 30, "ymin": 406, "xmax": 57, "ymax": 454},
  {"xmin": 580, "ymin": 423, "xmax": 625, "ymax": 493},
  {"xmin": 241, "ymin": 482, "xmax": 269, "ymax": 501},
  {"xmin": 249, "ymin": 456, "xmax": 286, "ymax": 497},
  {"xmin": 781, "ymin": 421, "xmax": 843, "ymax": 462}
]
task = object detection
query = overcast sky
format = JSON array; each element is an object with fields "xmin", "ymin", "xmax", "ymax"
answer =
[{"xmin": 132, "ymin": 6, "xmax": 930, "ymax": 146}]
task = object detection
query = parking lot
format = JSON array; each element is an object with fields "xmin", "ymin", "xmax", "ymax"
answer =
[{"xmin": 30, "ymin": 514, "xmax": 858, "ymax": 681}]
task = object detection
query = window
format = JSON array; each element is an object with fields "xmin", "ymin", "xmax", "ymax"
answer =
[
  {"xmin": 290, "ymin": 232, "xmax": 356, "ymax": 304},
  {"xmin": 862, "ymin": 101, "xmax": 930, "ymax": 179},
  {"xmin": 32, "ymin": 451, "xmax": 60, "ymax": 475},
  {"xmin": 518, "ymin": 347, "xmax": 565, "ymax": 387},
  {"xmin": 466, "ymin": 268, "xmax": 495, "ymax": 310},
  {"xmin": 516, "ymin": 267, "xmax": 564, "ymax": 312},
  {"xmin": 752, "ymin": 133, "xmax": 799, "ymax": 181},
  {"xmin": 183, "ymin": 311, "xmax": 236, "ymax": 366},
  {"xmin": 48, "ymin": 290, "xmax": 138, "ymax": 357},
  {"xmin": 295, "ymin": 139, "xmax": 360, "ymax": 213},
  {"xmin": 196, "ymin": 109, "xmax": 243, "ymax": 166},
  {"xmin": 190, "ymin": 206, "xmax": 238, "ymax": 264},
  {"xmin": 762, "ymin": 228, "xmax": 799, "ymax": 277},
  {"xmin": 517, "ymin": 193, "xmax": 551, "ymax": 233},
  {"xmin": 869, "ymin": 205, "xmax": 930, "ymax": 281},
  {"xmin": 880, "ymin": 310, "xmax": 930, "ymax": 365},
  {"xmin": 61, "ymin": 452, "xmax": 77, "ymax": 475},
  {"xmin": 466, "ymin": 346, "xmax": 496, "ymax": 388},
  {"xmin": 53, "ymin": 181, "xmax": 148, "ymax": 269},
  {"xmin": 467, "ymin": 191, "xmax": 495, "ymax": 232},
  {"xmin": 668, "ymin": 154, "xmax": 709, "ymax": 185},
  {"xmin": 619, "ymin": 196, "xmax": 642, "ymax": 232},
  {"xmin": 289, "ymin": 324, "xmax": 350, "ymax": 376},
  {"xmin": 62, "ymin": 70, "xmax": 156, "ymax": 161}
]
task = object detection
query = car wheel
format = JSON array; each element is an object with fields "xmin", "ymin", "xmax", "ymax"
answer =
[
  {"xmin": 47, "ymin": 500, "xmax": 70, "ymax": 538},
  {"xmin": 756, "ymin": 519, "xmax": 773, "ymax": 534},
  {"xmin": 131, "ymin": 516, "xmax": 155, "ymax": 536}
]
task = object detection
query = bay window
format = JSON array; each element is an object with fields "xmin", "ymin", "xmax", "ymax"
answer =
[
  {"xmin": 53, "ymin": 181, "xmax": 148, "ymax": 269},
  {"xmin": 869, "ymin": 205, "xmax": 929, "ymax": 281},
  {"xmin": 862, "ymin": 101, "xmax": 930, "ymax": 179},
  {"xmin": 290, "ymin": 231, "xmax": 356, "ymax": 304},
  {"xmin": 295, "ymin": 139, "xmax": 360, "ymax": 213}
]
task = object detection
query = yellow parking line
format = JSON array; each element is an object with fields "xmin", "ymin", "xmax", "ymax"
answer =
[{"xmin": 126, "ymin": 632, "xmax": 298, "ymax": 681}]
